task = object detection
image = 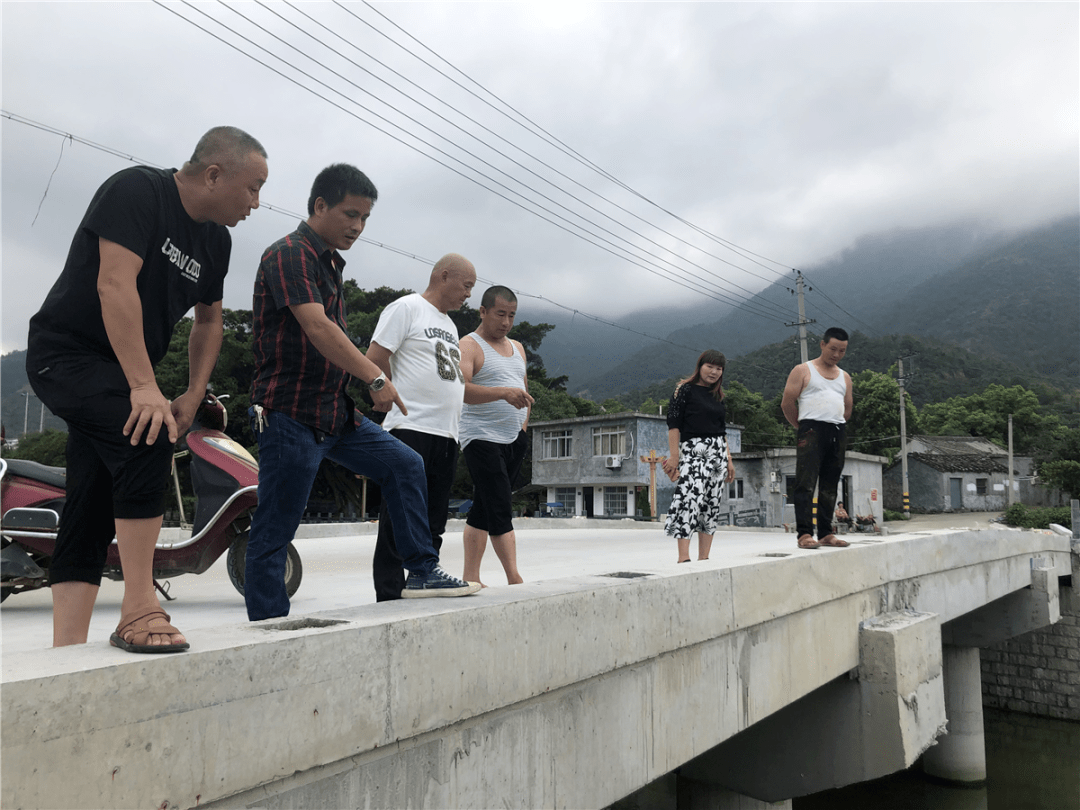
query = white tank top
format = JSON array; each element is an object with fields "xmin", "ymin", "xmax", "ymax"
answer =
[
  {"xmin": 798, "ymin": 361, "xmax": 847, "ymax": 424},
  {"xmin": 458, "ymin": 333, "xmax": 528, "ymax": 448}
]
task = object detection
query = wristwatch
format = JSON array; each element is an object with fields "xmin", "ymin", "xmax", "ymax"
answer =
[{"xmin": 369, "ymin": 372, "xmax": 388, "ymax": 392}]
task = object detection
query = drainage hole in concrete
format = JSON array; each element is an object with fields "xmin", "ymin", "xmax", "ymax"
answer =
[
  {"xmin": 761, "ymin": 552, "xmax": 791, "ymax": 558},
  {"xmin": 601, "ymin": 571, "xmax": 650, "ymax": 579},
  {"xmin": 260, "ymin": 618, "xmax": 348, "ymax": 632}
]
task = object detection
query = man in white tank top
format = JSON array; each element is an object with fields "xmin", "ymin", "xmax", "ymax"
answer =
[
  {"xmin": 457, "ymin": 286, "xmax": 534, "ymax": 586},
  {"xmin": 781, "ymin": 327, "xmax": 854, "ymax": 550}
]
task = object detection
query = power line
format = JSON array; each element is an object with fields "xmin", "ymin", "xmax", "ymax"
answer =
[
  {"xmin": 352, "ymin": 0, "xmax": 797, "ymax": 279},
  {"xmin": 209, "ymin": 1, "xmax": 796, "ymax": 320},
  {"xmin": 162, "ymin": 1, "xmax": 789, "ymax": 320},
  {"xmin": 276, "ymin": 0, "xmax": 789, "ymax": 293},
  {"xmin": 2, "ymin": 110, "xmax": 710, "ymax": 359}
]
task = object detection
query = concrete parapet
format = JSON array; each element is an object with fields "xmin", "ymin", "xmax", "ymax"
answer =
[
  {"xmin": 678, "ymin": 611, "xmax": 946, "ymax": 802},
  {"xmin": 1, "ymin": 528, "xmax": 1071, "ymax": 809}
]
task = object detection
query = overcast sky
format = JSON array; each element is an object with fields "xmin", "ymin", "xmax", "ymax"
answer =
[{"xmin": 2, "ymin": 1, "xmax": 1077, "ymax": 356}]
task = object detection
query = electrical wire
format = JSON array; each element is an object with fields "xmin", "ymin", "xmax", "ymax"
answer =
[
  {"xmin": 2, "ymin": 110, "xmax": 711, "ymax": 357},
  {"xmin": 162, "ymin": 1, "xmax": 788, "ymax": 320},
  {"xmin": 352, "ymin": 0, "xmax": 797, "ymax": 278}
]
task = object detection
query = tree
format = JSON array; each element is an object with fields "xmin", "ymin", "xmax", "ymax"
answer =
[
  {"xmin": 920, "ymin": 384, "xmax": 1064, "ymax": 454},
  {"xmin": 155, "ymin": 308, "xmax": 259, "ymax": 452},
  {"xmin": 1038, "ymin": 459, "xmax": 1080, "ymax": 500},
  {"xmin": 723, "ymin": 380, "xmax": 792, "ymax": 450},
  {"xmin": 848, "ymin": 370, "xmax": 919, "ymax": 460},
  {"xmin": 4, "ymin": 429, "xmax": 68, "ymax": 467}
]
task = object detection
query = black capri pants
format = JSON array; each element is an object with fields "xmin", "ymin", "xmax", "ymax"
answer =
[
  {"xmin": 26, "ymin": 350, "xmax": 174, "ymax": 586},
  {"xmin": 462, "ymin": 430, "xmax": 528, "ymax": 537}
]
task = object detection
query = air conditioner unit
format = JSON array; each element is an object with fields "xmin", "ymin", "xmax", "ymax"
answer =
[{"xmin": 605, "ymin": 455, "xmax": 622, "ymax": 469}]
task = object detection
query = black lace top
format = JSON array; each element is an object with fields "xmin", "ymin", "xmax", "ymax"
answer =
[{"xmin": 666, "ymin": 383, "xmax": 726, "ymax": 440}]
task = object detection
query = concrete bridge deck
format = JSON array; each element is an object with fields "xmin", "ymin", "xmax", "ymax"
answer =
[{"xmin": 2, "ymin": 516, "xmax": 1075, "ymax": 809}]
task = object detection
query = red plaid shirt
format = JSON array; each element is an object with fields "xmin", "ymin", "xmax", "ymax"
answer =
[{"xmin": 251, "ymin": 221, "xmax": 356, "ymax": 435}]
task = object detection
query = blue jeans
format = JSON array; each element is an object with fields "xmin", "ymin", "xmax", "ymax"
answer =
[{"xmin": 245, "ymin": 409, "xmax": 439, "ymax": 621}]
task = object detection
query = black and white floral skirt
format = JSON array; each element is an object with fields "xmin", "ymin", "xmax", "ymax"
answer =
[{"xmin": 664, "ymin": 435, "xmax": 728, "ymax": 539}]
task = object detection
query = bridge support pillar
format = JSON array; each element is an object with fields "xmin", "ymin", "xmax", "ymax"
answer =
[{"xmin": 923, "ymin": 645, "xmax": 986, "ymax": 784}]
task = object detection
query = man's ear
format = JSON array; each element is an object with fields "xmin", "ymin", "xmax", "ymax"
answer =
[{"xmin": 205, "ymin": 164, "xmax": 223, "ymax": 189}]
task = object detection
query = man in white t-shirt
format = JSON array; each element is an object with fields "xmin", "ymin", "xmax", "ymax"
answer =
[
  {"xmin": 781, "ymin": 327, "xmax": 854, "ymax": 550},
  {"xmin": 367, "ymin": 254, "xmax": 476, "ymax": 600}
]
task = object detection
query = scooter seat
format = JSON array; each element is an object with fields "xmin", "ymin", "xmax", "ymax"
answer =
[{"xmin": 3, "ymin": 459, "xmax": 67, "ymax": 490}]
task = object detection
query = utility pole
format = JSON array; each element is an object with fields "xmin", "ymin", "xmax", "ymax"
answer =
[
  {"xmin": 21, "ymin": 391, "xmax": 32, "ymax": 436},
  {"xmin": 1008, "ymin": 414, "xmax": 1015, "ymax": 506},
  {"xmin": 785, "ymin": 270, "xmax": 816, "ymax": 364},
  {"xmin": 897, "ymin": 355, "xmax": 915, "ymax": 519}
]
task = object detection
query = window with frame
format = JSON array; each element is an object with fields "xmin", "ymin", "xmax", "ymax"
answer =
[
  {"xmin": 592, "ymin": 424, "xmax": 627, "ymax": 456},
  {"xmin": 603, "ymin": 486, "xmax": 628, "ymax": 516},
  {"xmin": 541, "ymin": 429, "xmax": 573, "ymax": 459},
  {"xmin": 728, "ymin": 478, "xmax": 744, "ymax": 500},
  {"xmin": 976, "ymin": 478, "xmax": 987, "ymax": 496},
  {"xmin": 554, "ymin": 487, "xmax": 576, "ymax": 515}
]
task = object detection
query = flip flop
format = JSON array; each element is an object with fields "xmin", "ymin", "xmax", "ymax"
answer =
[
  {"xmin": 819, "ymin": 535, "xmax": 850, "ymax": 548},
  {"xmin": 797, "ymin": 534, "xmax": 820, "ymax": 549},
  {"xmin": 110, "ymin": 608, "xmax": 190, "ymax": 654}
]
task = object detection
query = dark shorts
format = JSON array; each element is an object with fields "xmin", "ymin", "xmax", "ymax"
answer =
[
  {"xmin": 463, "ymin": 432, "xmax": 528, "ymax": 537},
  {"xmin": 26, "ymin": 350, "xmax": 174, "ymax": 584}
]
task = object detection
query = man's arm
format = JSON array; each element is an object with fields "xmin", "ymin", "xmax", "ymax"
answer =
[
  {"xmin": 170, "ymin": 300, "xmax": 224, "ymax": 435},
  {"xmin": 365, "ymin": 341, "xmax": 393, "ymax": 379},
  {"xmin": 97, "ymin": 237, "xmax": 177, "ymax": 446},
  {"xmin": 780, "ymin": 364, "xmax": 808, "ymax": 428},
  {"xmin": 290, "ymin": 303, "xmax": 406, "ymax": 415},
  {"xmin": 460, "ymin": 337, "xmax": 533, "ymax": 409},
  {"xmin": 843, "ymin": 371, "xmax": 854, "ymax": 421},
  {"xmin": 521, "ymin": 351, "xmax": 531, "ymax": 433}
]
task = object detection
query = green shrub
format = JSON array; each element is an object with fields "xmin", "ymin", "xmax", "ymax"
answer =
[
  {"xmin": 883, "ymin": 509, "xmax": 906, "ymax": 522},
  {"xmin": 1003, "ymin": 503, "xmax": 1073, "ymax": 530}
]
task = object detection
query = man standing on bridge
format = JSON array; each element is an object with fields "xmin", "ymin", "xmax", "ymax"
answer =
[
  {"xmin": 366, "ymin": 254, "xmax": 478, "ymax": 601},
  {"xmin": 246, "ymin": 165, "xmax": 479, "ymax": 620},
  {"xmin": 457, "ymin": 285, "xmax": 533, "ymax": 587},
  {"xmin": 26, "ymin": 126, "xmax": 269, "ymax": 652},
  {"xmin": 781, "ymin": 327, "xmax": 853, "ymax": 550}
]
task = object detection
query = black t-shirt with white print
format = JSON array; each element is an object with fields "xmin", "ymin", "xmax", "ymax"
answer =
[{"xmin": 28, "ymin": 166, "xmax": 231, "ymax": 367}]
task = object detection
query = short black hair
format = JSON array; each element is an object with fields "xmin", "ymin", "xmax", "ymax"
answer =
[
  {"xmin": 823, "ymin": 326, "xmax": 849, "ymax": 343},
  {"xmin": 185, "ymin": 126, "xmax": 266, "ymax": 173},
  {"xmin": 480, "ymin": 285, "xmax": 517, "ymax": 309},
  {"xmin": 307, "ymin": 164, "xmax": 378, "ymax": 215}
]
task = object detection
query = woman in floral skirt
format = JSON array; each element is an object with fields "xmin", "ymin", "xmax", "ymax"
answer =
[{"xmin": 662, "ymin": 350, "xmax": 735, "ymax": 563}]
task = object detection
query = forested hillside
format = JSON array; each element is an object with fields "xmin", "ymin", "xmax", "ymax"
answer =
[{"xmin": 569, "ymin": 216, "xmax": 1078, "ymax": 401}]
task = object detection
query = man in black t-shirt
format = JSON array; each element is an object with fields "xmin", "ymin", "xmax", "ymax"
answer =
[{"xmin": 26, "ymin": 126, "xmax": 268, "ymax": 653}]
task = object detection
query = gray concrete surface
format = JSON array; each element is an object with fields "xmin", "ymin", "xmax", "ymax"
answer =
[
  {"xmin": 5, "ymin": 512, "xmax": 1070, "ymax": 810},
  {"xmin": 0, "ymin": 513, "xmax": 1003, "ymax": 655}
]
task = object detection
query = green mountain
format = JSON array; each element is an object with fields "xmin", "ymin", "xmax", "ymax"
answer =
[{"xmin": 570, "ymin": 216, "xmax": 1079, "ymax": 401}]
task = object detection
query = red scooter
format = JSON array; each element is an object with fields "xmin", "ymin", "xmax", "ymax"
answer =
[{"xmin": 0, "ymin": 392, "xmax": 301, "ymax": 602}]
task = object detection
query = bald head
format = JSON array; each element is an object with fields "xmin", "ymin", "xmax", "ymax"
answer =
[
  {"xmin": 423, "ymin": 253, "xmax": 477, "ymax": 313},
  {"xmin": 181, "ymin": 126, "xmax": 266, "ymax": 176}
]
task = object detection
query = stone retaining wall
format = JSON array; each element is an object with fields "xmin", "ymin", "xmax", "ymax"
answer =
[{"xmin": 980, "ymin": 576, "xmax": 1079, "ymax": 721}]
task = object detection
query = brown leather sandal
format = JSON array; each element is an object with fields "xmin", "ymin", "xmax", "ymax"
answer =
[
  {"xmin": 797, "ymin": 534, "xmax": 820, "ymax": 549},
  {"xmin": 110, "ymin": 608, "xmax": 190, "ymax": 654},
  {"xmin": 818, "ymin": 534, "xmax": 850, "ymax": 548}
]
